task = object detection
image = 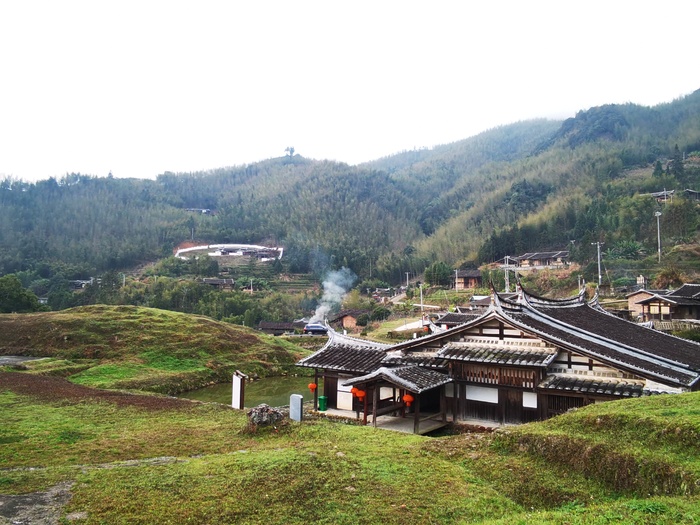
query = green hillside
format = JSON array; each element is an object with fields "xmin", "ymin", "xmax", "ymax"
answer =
[
  {"xmin": 1, "ymin": 89, "xmax": 698, "ymax": 291},
  {"xmin": 0, "ymin": 305, "xmax": 310, "ymax": 394},
  {"xmin": 1, "ymin": 372, "xmax": 699, "ymax": 523}
]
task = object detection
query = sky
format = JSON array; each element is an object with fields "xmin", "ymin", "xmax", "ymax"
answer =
[{"xmin": 1, "ymin": 1, "xmax": 698, "ymax": 182}]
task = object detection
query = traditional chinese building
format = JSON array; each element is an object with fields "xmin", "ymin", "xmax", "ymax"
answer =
[{"xmin": 297, "ymin": 287, "xmax": 700, "ymax": 432}]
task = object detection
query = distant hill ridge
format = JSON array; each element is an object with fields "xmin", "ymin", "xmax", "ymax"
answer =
[{"xmin": 0, "ymin": 89, "xmax": 698, "ymax": 284}]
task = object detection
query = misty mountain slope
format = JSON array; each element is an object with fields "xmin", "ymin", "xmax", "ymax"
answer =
[
  {"xmin": 413, "ymin": 91, "xmax": 700, "ymax": 266},
  {"xmin": 1, "ymin": 90, "xmax": 698, "ymax": 282}
]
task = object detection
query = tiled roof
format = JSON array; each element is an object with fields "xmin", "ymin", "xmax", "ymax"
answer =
[
  {"xmin": 534, "ymin": 303, "xmax": 700, "ymax": 368},
  {"xmin": 438, "ymin": 342, "xmax": 557, "ymax": 367},
  {"xmin": 296, "ymin": 343, "xmax": 387, "ymax": 373},
  {"xmin": 668, "ymin": 284, "xmax": 700, "ymax": 298},
  {"xmin": 509, "ymin": 301, "xmax": 700, "ymax": 387},
  {"xmin": 514, "ymin": 251, "xmax": 569, "ymax": 261},
  {"xmin": 342, "ymin": 366, "xmax": 451, "ymax": 393},
  {"xmin": 296, "ymin": 331, "xmax": 390, "ymax": 373},
  {"xmin": 457, "ymin": 269, "xmax": 482, "ymax": 278},
  {"xmin": 538, "ymin": 375, "xmax": 655, "ymax": 398},
  {"xmin": 381, "ymin": 352, "xmax": 450, "ymax": 369},
  {"xmin": 437, "ymin": 312, "xmax": 482, "ymax": 326}
]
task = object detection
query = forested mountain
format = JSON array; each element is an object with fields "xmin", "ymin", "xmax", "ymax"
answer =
[{"xmin": 1, "ymin": 89, "xmax": 699, "ymax": 291}]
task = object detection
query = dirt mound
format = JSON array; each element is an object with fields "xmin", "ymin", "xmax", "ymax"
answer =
[{"xmin": 0, "ymin": 372, "xmax": 196, "ymax": 411}]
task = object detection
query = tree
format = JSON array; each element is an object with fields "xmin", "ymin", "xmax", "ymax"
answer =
[
  {"xmin": 424, "ymin": 261, "xmax": 453, "ymax": 286},
  {"xmin": 0, "ymin": 274, "xmax": 41, "ymax": 313},
  {"xmin": 670, "ymin": 144, "xmax": 685, "ymax": 178}
]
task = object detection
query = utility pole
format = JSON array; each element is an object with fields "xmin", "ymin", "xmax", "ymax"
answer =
[
  {"xmin": 504, "ymin": 256, "xmax": 510, "ymax": 293},
  {"xmin": 455, "ymin": 269, "xmax": 459, "ymax": 291},
  {"xmin": 419, "ymin": 282, "xmax": 424, "ymax": 315},
  {"xmin": 655, "ymin": 211, "xmax": 662, "ymax": 263},
  {"xmin": 405, "ymin": 272, "xmax": 410, "ymax": 289},
  {"xmin": 591, "ymin": 242, "xmax": 604, "ymax": 287}
]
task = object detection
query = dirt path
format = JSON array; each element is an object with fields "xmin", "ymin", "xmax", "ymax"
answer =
[
  {"xmin": 0, "ymin": 482, "xmax": 74, "ymax": 525},
  {"xmin": 0, "ymin": 372, "xmax": 196, "ymax": 410}
]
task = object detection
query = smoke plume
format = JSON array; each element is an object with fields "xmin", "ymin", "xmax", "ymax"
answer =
[{"xmin": 311, "ymin": 267, "xmax": 357, "ymax": 323}]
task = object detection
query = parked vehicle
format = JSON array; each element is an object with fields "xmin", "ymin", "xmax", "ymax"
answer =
[{"xmin": 303, "ymin": 323, "xmax": 328, "ymax": 335}]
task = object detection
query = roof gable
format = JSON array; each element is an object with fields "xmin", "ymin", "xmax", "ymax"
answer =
[{"xmin": 342, "ymin": 366, "xmax": 451, "ymax": 393}]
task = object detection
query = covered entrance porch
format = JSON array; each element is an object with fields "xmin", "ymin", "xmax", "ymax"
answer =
[{"xmin": 342, "ymin": 366, "xmax": 452, "ymax": 435}]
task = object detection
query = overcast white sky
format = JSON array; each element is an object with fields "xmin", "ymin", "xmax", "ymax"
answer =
[{"xmin": 1, "ymin": 1, "xmax": 698, "ymax": 182}]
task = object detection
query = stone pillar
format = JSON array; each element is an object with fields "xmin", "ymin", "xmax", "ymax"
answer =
[{"xmin": 290, "ymin": 394, "xmax": 304, "ymax": 422}]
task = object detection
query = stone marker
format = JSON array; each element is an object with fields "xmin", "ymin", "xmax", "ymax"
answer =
[
  {"xmin": 232, "ymin": 370, "xmax": 248, "ymax": 410},
  {"xmin": 290, "ymin": 394, "xmax": 303, "ymax": 422}
]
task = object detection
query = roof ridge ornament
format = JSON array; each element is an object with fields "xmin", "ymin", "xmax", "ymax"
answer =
[
  {"xmin": 516, "ymin": 275, "xmax": 524, "ymax": 304},
  {"xmin": 487, "ymin": 279, "xmax": 500, "ymax": 312}
]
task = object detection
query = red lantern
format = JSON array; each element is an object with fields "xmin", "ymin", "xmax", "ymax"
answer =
[
  {"xmin": 351, "ymin": 387, "xmax": 358, "ymax": 396},
  {"xmin": 308, "ymin": 383, "xmax": 317, "ymax": 392},
  {"xmin": 402, "ymin": 393, "xmax": 414, "ymax": 407},
  {"xmin": 356, "ymin": 389, "xmax": 366, "ymax": 400}
]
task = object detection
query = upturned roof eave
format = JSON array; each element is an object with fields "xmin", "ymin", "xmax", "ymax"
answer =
[{"xmin": 509, "ymin": 294, "xmax": 700, "ymax": 388}]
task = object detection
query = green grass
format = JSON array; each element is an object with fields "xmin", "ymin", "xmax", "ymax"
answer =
[
  {"xmin": 2, "ymin": 382, "xmax": 700, "ymax": 523},
  {"xmin": 0, "ymin": 305, "xmax": 311, "ymax": 394},
  {"xmin": 491, "ymin": 393, "xmax": 700, "ymax": 497}
]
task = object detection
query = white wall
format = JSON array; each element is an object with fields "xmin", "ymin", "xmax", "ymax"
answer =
[
  {"xmin": 337, "ymin": 375, "xmax": 354, "ymax": 410},
  {"xmin": 465, "ymin": 385, "xmax": 498, "ymax": 404},
  {"xmin": 523, "ymin": 391, "xmax": 537, "ymax": 408}
]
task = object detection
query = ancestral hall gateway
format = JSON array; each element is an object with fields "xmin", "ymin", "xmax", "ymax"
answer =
[{"xmin": 297, "ymin": 288, "xmax": 700, "ymax": 431}]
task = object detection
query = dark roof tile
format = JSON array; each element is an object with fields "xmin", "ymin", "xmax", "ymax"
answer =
[
  {"xmin": 438, "ymin": 343, "xmax": 557, "ymax": 367},
  {"xmin": 296, "ymin": 343, "xmax": 386, "ymax": 373},
  {"xmin": 342, "ymin": 366, "xmax": 451, "ymax": 393}
]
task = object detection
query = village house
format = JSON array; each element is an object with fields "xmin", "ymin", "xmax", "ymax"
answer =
[
  {"xmin": 455, "ymin": 269, "xmax": 482, "ymax": 291},
  {"xmin": 200, "ymin": 278, "xmax": 236, "ymax": 290},
  {"xmin": 512, "ymin": 251, "xmax": 569, "ymax": 270},
  {"xmin": 297, "ymin": 287, "xmax": 700, "ymax": 433},
  {"xmin": 635, "ymin": 284, "xmax": 700, "ymax": 322},
  {"xmin": 625, "ymin": 288, "xmax": 668, "ymax": 321},
  {"xmin": 257, "ymin": 321, "xmax": 306, "ymax": 336},
  {"xmin": 329, "ymin": 310, "xmax": 370, "ymax": 331}
]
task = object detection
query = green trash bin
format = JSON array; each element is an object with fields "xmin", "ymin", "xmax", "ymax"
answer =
[{"xmin": 318, "ymin": 395, "xmax": 328, "ymax": 412}]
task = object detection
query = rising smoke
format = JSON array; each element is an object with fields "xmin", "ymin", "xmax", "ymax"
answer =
[{"xmin": 311, "ymin": 267, "xmax": 357, "ymax": 323}]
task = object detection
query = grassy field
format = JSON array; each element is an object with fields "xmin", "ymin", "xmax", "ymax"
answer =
[
  {"xmin": 1, "ymin": 372, "xmax": 699, "ymax": 524},
  {"xmin": 0, "ymin": 305, "xmax": 315, "ymax": 394}
]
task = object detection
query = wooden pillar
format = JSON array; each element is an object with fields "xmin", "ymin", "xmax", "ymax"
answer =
[
  {"xmin": 498, "ymin": 388, "xmax": 505, "ymax": 424},
  {"xmin": 413, "ymin": 393, "xmax": 421, "ymax": 434},
  {"xmin": 440, "ymin": 385, "xmax": 447, "ymax": 423},
  {"xmin": 362, "ymin": 388, "xmax": 369, "ymax": 425},
  {"xmin": 314, "ymin": 370, "xmax": 319, "ymax": 410},
  {"xmin": 372, "ymin": 384, "xmax": 379, "ymax": 427}
]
